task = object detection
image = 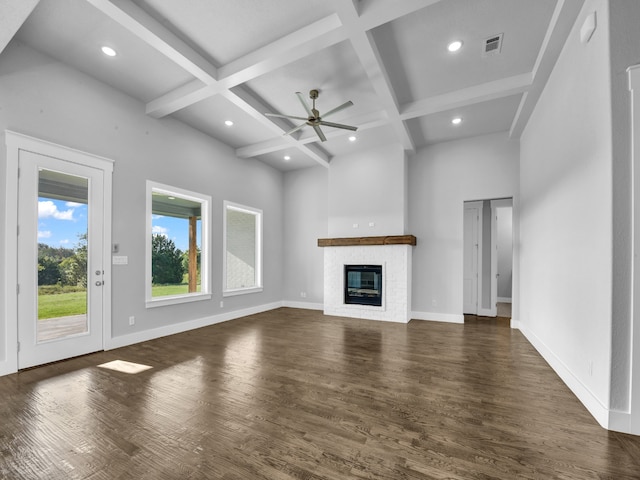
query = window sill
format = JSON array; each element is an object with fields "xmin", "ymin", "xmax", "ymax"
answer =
[
  {"xmin": 223, "ymin": 286, "xmax": 263, "ymax": 297},
  {"xmin": 146, "ymin": 292, "xmax": 212, "ymax": 309}
]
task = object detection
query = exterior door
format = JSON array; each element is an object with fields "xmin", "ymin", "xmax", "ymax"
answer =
[
  {"xmin": 463, "ymin": 202, "xmax": 481, "ymax": 314},
  {"xmin": 17, "ymin": 150, "xmax": 105, "ymax": 369}
]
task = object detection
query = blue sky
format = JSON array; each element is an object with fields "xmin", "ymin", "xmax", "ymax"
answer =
[
  {"xmin": 39, "ymin": 198, "xmax": 197, "ymax": 251},
  {"xmin": 152, "ymin": 215, "xmax": 200, "ymax": 251},
  {"xmin": 38, "ymin": 197, "xmax": 87, "ymax": 249}
]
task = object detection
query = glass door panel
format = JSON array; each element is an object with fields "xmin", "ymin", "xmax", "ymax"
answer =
[{"xmin": 37, "ymin": 169, "xmax": 89, "ymax": 343}]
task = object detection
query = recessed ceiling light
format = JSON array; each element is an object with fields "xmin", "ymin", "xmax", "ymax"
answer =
[
  {"xmin": 451, "ymin": 117, "xmax": 463, "ymax": 125},
  {"xmin": 284, "ymin": 155, "xmax": 291, "ymax": 161},
  {"xmin": 348, "ymin": 136, "xmax": 357, "ymax": 142},
  {"xmin": 101, "ymin": 46, "xmax": 117, "ymax": 57},
  {"xmin": 447, "ymin": 40, "xmax": 463, "ymax": 53},
  {"xmin": 224, "ymin": 120, "xmax": 234, "ymax": 126}
]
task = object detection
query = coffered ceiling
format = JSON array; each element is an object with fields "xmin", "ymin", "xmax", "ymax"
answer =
[{"xmin": 3, "ymin": 0, "xmax": 585, "ymax": 171}]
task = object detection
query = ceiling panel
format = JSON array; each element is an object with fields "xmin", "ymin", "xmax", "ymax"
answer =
[
  {"xmin": 172, "ymin": 94, "xmax": 277, "ymax": 148},
  {"xmin": 373, "ymin": 0, "xmax": 557, "ymax": 104},
  {"xmin": 15, "ymin": 0, "xmax": 194, "ymax": 103},
  {"xmin": 407, "ymin": 94, "xmax": 524, "ymax": 147},
  {"xmin": 244, "ymin": 40, "xmax": 376, "ymax": 129}
]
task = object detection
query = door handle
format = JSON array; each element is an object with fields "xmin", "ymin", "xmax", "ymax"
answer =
[{"xmin": 95, "ymin": 281, "xmax": 103, "ymax": 286}]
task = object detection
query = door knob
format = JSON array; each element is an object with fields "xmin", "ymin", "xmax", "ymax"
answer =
[{"xmin": 95, "ymin": 281, "xmax": 103, "ymax": 286}]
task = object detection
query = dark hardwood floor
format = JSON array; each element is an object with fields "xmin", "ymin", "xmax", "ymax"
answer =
[{"xmin": 1, "ymin": 307, "xmax": 639, "ymax": 479}]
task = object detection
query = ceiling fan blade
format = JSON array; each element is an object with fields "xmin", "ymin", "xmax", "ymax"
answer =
[
  {"xmin": 322, "ymin": 100, "xmax": 354, "ymax": 118},
  {"xmin": 283, "ymin": 122, "xmax": 307, "ymax": 136},
  {"xmin": 296, "ymin": 92, "xmax": 314, "ymax": 117},
  {"xmin": 313, "ymin": 125, "xmax": 327, "ymax": 142},
  {"xmin": 265, "ymin": 112, "xmax": 309, "ymax": 121},
  {"xmin": 319, "ymin": 120, "xmax": 358, "ymax": 131}
]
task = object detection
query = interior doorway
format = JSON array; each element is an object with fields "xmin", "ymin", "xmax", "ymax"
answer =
[{"xmin": 463, "ymin": 198, "xmax": 513, "ymax": 320}]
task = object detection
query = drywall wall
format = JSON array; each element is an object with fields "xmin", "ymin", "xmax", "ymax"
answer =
[
  {"xmin": 408, "ymin": 132, "xmax": 518, "ymax": 317},
  {"xmin": 519, "ymin": 0, "xmax": 613, "ymax": 420},
  {"xmin": 0, "ymin": 41, "xmax": 284, "ymax": 358},
  {"xmin": 328, "ymin": 143, "xmax": 406, "ymax": 237},
  {"xmin": 282, "ymin": 166, "xmax": 328, "ymax": 306}
]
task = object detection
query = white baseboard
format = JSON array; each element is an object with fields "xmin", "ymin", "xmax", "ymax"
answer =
[
  {"xmin": 411, "ymin": 311, "xmax": 464, "ymax": 324},
  {"xmin": 607, "ymin": 409, "xmax": 636, "ymax": 434},
  {"xmin": 105, "ymin": 301, "xmax": 283, "ymax": 351},
  {"xmin": 517, "ymin": 323, "xmax": 610, "ymax": 430},
  {"xmin": 282, "ymin": 301, "xmax": 323, "ymax": 311},
  {"xmin": 497, "ymin": 297, "xmax": 512, "ymax": 303}
]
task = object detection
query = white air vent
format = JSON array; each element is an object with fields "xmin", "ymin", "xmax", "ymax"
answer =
[{"xmin": 483, "ymin": 33, "xmax": 503, "ymax": 56}]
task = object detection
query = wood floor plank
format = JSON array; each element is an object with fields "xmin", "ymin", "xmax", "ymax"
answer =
[{"xmin": 1, "ymin": 307, "xmax": 640, "ymax": 479}]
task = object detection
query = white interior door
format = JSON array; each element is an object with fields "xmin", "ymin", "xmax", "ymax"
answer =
[
  {"xmin": 463, "ymin": 202, "xmax": 481, "ymax": 314},
  {"xmin": 17, "ymin": 150, "xmax": 105, "ymax": 369}
]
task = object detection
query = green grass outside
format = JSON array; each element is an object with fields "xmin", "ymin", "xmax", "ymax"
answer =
[
  {"xmin": 38, "ymin": 283, "xmax": 201, "ymax": 319},
  {"xmin": 38, "ymin": 290, "xmax": 87, "ymax": 320}
]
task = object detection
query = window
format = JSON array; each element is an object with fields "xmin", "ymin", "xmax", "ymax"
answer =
[
  {"xmin": 146, "ymin": 181, "xmax": 211, "ymax": 307},
  {"xmin": 223, "ymin": 201, "xmax": 262, "ymax": 296}
]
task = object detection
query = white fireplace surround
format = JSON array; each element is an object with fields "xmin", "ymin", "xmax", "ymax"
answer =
[{"xmin": 323, "ymin": 244, "xmax": 412, "ymax": 323}]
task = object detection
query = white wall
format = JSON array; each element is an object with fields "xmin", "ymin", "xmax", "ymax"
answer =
[
  {"xmin": 519, "ymin": 0, "xmax": 613, "ymax": 425},
  {"xmin": 408, "ymin": 132, "xmax": 519, "ymax": 319},
  {"xmin": 282, "ymin": 166, "xmax": 328, "ymax": 307},
  {"xmin": 0, "ymin": 41, "xmax": 284, "ymax": 370},
  {"xmin": 328, "ymin": 143, "xmax": 406, "ymax": 237}
]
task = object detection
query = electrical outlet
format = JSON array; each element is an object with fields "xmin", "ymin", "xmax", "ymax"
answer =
[
  {"xmin": 128, "ymin": 316, "xmax": 135, "ymax": 326},
  {"xmin": 353, "ymin": 223, "xmax": 359, "ymax": 228},
  {"xmin": 431, "ymin": 299, "xmax": 437, "ymax": 307},
  {"xmin": 300, "ymin": 292, "xmax": 307, "ymax": 298},
  {"xmin": 220, "ymin": 301, "xmax": 224, "ymax": 308}
]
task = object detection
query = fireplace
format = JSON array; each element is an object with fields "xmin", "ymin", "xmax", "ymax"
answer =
[
  {"xmin": 344, "ymin": 265, "xmax": 382, "ymax": 306},
  {"xmin": 319, "ymin": 235, "xmax": 415, "ymax": 323}
]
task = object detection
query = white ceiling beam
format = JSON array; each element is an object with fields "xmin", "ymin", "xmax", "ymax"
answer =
[
  {"xmin": 146, "ymin": 15, "xmax": 347, "ymax": 118},
  {"xmin": 85, "ymin": 0, "xmax": 218, "ymax": 84},
  {"xmin": 218, "ymin": 14, "xmax": 344, "ymax": 86},
  {"xmin": 0, "ymin": 0, "xmax": 39, "ymax": 55},
  {"xmin": 509, "ymin": 0, "xmax": 585, "ymax": 138},
  {"xmin": 400, "ymin": 73, "xmax": 533, "ymax": 120},
  {"xmin": 332, "ymin": 1, "xmax": 415, "ymax": 152},
  {"xmin": 146, "ymin": 79, "xmax": 211, "ymax": 118}
]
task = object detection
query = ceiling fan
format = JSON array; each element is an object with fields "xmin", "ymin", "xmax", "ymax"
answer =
[{"xmin": 265, "ymin": 89, "xmax": 357, "ymax": 142}]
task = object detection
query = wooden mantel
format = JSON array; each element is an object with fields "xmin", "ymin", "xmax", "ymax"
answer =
[{"xmin": 317, "ymin": 235, "xmax": 416, "ymax": 247}]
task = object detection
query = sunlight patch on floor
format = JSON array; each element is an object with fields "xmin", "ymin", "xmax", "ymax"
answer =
[{"xmin": 98, "ymin": 359, "xmax": 153, "ymax": 374}]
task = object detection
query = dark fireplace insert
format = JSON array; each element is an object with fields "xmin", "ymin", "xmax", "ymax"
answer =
[{"xmin": 344, "ymin": 265, "xmax": 382, "ymax": 306}]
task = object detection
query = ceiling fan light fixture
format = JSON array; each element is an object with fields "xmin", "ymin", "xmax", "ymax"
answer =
[
  {"xmin": 101, "ymin": 45, "xmax": 117, "ymax": 57},
  {"xmin": 447, "ymin": 40, "xmax": 463, "ymax": 53}
]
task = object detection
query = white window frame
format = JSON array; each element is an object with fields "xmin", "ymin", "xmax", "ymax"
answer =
[
  {"xmin": 146, "ymin": 180, "xmax": 211, "ymax": 308},
  {"xmin": 223, "ymin": 200, "xmax": 263, "ymax": 297}
]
